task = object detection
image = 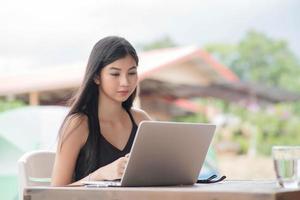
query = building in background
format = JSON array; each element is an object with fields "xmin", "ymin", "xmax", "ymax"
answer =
[
  {"xmin": 3, "ymin": 46, "xmax": 299, "ymax": 120},
  {"xmin": 0, "ymin": 46, "xmax": 239, "ymax": 120}
]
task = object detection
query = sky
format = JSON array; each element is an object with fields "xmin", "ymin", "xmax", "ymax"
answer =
[{"xmin": 0, "ymin": 0, "xmax": 299, "ymax": 74}]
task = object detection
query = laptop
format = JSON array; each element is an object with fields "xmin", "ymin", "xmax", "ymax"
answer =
[{"xmin": 83, "ymin": 121, "xmax": 216, "ymax": 187}]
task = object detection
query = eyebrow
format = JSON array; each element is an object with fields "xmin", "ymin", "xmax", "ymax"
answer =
[{"xmin": 109, "ymin": 66, "xmax": 137, "ymax": 71}]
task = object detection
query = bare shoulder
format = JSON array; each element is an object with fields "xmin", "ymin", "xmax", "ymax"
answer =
[
  {"xmin": 129, "ymin": 107, "xmax": 152, "ymax": 125},
  {"xmin": 59, "ymin": 113, "xmax": 89, "ymax": 149}
]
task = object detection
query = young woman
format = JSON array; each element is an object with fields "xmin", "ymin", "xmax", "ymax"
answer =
[{"xmin": 51, "ymin": 36, "xmax": 151, "ymax": 186}]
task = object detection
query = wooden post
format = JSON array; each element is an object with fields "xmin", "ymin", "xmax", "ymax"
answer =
[
  {"xmin": 29, "ymin": 92, "xmax": 40, "ymax": 105},
  {"xmin": 6, "ymin": 94, "xmax": 16, "ymax": 101}
]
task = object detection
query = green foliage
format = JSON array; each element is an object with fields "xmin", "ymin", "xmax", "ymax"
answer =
[
  {"xmin": 205, "ymin": 30, "xmax": 300, "ymax": 92},
  {"xmin": 140, "ymin": 36, "xmax": 177, "ymax": 51},
  {"xmin": 204, "ymin": 31, "xmax": 300, "ymax": 154},
  {"xmin": 233, "ymin": 133, "xmax": 249, "ymax": 154},
  {"xmin": 174, "ymin": 111, "xmax": 208, "ymax": 124},
  {"xmin": 0, "ymin": 99, "xmax": 25, "ymax": 112},
  {"xmin": 205, "ymin": 43, "xmax": 238, "ymax": 69},
  {"xmin": 175, "ymin": 99, "xmax": 300, "ymax": 156}
]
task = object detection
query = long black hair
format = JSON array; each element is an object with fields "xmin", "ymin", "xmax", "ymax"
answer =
[{"xmin": 58, "ymin": 36, "xmax": 139, "ymax": 180}]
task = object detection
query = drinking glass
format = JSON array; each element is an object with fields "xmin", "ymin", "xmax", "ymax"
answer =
[{"xmin": 272, "ymin": 146, "xmax": 300, "ymax": 189}]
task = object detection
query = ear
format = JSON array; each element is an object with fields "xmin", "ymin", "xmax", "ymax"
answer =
[{"xmin": 94, "ymin": 75, "xmax": 100, "ymax": 85}]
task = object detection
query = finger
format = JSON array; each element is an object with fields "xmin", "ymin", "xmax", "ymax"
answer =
[
  {"xmin": 120, "ymin": 161, "xmax": 127, "ymax": 169},
  {"xmin": 121, "ymin": 160, "xmax": 128, "ymax": 170},
  {"xmin": 120, "ymin": 156, "xmax": 128, "ymax": 164},
  {"xmin": 118, "ymin": 160, "xmax": 126, "ymax": 170},
  {"xmin": 124, "ymin": 156, "xmax": 129, "ymax": 163},
  {"xmin": 118, "ymin": 156, "xmax": 125, "ymax": 161},
  {"xmin": 117, "ymin": 157, "xmax": 128, "ymax": 170},
  {"xmin": 118, "ymin": 167, "xmax": 125, "ymax": 177}
]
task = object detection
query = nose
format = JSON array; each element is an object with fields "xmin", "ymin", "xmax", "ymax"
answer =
[{"xmin": 120, "ymin": 75, "xmax": 129, "ymax": 86}]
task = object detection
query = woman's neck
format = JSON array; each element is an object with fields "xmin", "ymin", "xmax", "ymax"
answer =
[{"xmin": 98, "ymin": 94, "xmax": 125, "ymax": 122}]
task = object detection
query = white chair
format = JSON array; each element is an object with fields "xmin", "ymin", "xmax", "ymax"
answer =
[{"xmin": 18, "ymin": 150, "xmax": 55, "ymax": 200}]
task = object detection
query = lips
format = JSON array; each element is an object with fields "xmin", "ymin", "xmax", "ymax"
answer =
[{"xmin": 117, "ymin": 90, "xmax": 129, "ymax": 95}]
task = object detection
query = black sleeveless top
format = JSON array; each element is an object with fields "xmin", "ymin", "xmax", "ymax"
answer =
[{"xmin": 74, "ymin": 109, "xmax": 138, "ymax": 181}]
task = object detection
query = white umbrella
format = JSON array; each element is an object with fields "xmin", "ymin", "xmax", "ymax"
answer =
[{"xmin": 0, "ymin": 105, "xmax": 69, "ymax": 175}]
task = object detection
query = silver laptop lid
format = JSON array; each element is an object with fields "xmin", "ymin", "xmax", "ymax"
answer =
[{"xmin": 121, "ymin": 121, "xmax": 216, "ymax": 187}]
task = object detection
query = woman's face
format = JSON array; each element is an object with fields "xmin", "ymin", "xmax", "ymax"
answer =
[{"xmin": 96, "ymin": 55, "xmax": 138, "ymax": 103}]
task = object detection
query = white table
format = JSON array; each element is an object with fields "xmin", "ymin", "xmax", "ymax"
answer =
[{"xmin": 24, "ymin": 180, "xmax": 300, "ymax": 200}]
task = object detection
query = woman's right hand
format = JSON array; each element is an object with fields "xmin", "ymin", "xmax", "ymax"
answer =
[{"xmin": 92, "ymin": 154, "xmax": 129, "ymax": 181}]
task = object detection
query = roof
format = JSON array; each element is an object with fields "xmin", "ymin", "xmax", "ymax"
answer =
[
  {"xmin": 0, "ymin": 46, "xmax": 238, "ymax": 96},
  {"xmin": 140, "ymin": 79, "xmax": 300, "ymax": 103},
  {"xmin": 138, "ymin": 46, "xmax": 238, "ymax": 83}
]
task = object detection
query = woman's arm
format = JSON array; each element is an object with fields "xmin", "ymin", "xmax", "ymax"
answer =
[{"xmin": 51, "ymin": 115, "xmax": 89, "ymax": 186}]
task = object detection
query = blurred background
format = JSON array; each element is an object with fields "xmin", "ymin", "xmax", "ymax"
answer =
[{"xmin": 1, "ymin": 0, "xmax": 300, "ymax": 199}]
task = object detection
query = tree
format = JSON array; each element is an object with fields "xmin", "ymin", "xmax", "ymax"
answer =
[
  {"xmin": 139, "ymin": 36, "xmax": 177, "ymax": 51},
  {"xmin": 205, "ymin": 30, "xmax": 300, "ymax": 92},
  {"xmin": 0, "ymin": 99, "xmax": 25, "ymax": 112}
]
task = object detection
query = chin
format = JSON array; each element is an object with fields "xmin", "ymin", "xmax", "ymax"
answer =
[
  {"xmin": 116, "ymin": 92, "xmax": 133, "ymax": 102},
  {"xmin": 114, "ymin": 96, "xmax": 130, "ymax": 103}
]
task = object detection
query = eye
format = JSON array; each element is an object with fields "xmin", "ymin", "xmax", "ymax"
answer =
[
  {"xmin": 110, "ymin": 73, "xmax": 120, "ymax": 76},
  {"xmin": 128, "ymin": 72, "xmax": 137, "ymax": 75}
]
